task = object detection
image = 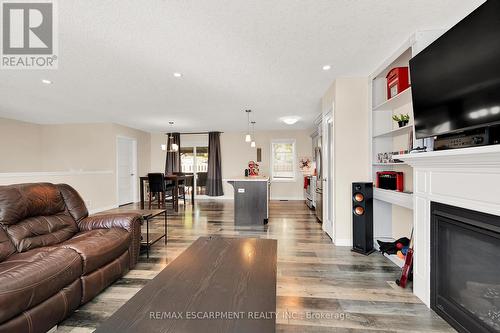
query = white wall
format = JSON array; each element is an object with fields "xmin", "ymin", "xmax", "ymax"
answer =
[{"xmin": 322, "ymin": 78, "xmax": 370, "ymax": 246}]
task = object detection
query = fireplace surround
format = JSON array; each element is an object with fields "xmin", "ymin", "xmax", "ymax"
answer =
[
  {"xmin": 399, "ymin": 145, "xmax": 500, "ymax": 330},
  {"xmin": 431, "ymin": 202, "xmax": 500, "ymax": 332}
]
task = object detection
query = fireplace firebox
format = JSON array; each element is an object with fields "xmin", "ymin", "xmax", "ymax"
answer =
[{"xmin": 431, "ymin": 202, "xmax": 500, "ymax": 333}]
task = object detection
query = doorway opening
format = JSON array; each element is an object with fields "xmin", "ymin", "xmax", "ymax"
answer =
[{"xmin": 180, "ymin": 146, "xmax": 208, "ymax": 197}]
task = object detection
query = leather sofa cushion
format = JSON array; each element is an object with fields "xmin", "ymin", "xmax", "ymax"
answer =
[
  {"xmin": 6, "ymin": 213, "xmax": 78, "ymax": 252},
  {"xmin": 0, "ymin": 183, "xmax": 65, "ymax": 225},
  {"xmin": 0, "ymin": 247, "xmax": 82, "ymax": 324},
  {"xmin": 57, "ymin": 228, "xmax": 130, "ymax": 274},
  {"xmin": 81, "ymin": 250, "xmax": 129, "ymax": 304},
  {"xmin": 0, "ymin": 279, "xmax": 81, "ymax": 333},
  {"xmin": 0, "ymin": 229, "xmax": 15, "ymax": 262},
  {"xmin": 57, "ymin": 184, "xmax": 88, "ymax": 223}
]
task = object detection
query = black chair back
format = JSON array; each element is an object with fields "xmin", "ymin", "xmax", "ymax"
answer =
[{"xmin": 148, "ymin": 173, "xmax": 165, "ymax": 193}]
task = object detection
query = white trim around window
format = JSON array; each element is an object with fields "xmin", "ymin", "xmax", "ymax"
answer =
[{"xmin": 270, "ymin": 139, "xmax": 297, "ymax": 182}]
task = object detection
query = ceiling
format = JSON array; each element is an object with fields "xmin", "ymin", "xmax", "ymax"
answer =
[{"xmin": 0, "ymin": 0, "xmax": 485, "ymax": 132}]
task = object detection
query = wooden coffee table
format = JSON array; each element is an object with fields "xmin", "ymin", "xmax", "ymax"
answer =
[{"xmin": 94, "ymin": 236, "xmax": 277, "ymax": 333}]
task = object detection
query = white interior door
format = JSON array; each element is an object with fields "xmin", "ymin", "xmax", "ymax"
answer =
[
  {"xmin": 117, "ymin": 137, "xmax": 137, "ymax": 206},
  {"xmin": 322, "ymin": 112, "xmax": 334, "ymax": 239}
]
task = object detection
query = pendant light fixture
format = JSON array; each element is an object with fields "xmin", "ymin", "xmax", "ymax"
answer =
[
  {"xmin": 250, "ymin": 121, "xmax": 256, "ymax": 148},
  {"xmin": 245, "ymin": 110, "xmax": 252, "ymax": 142},
  {"xmin": 163, "ymin": 121, "xmax": 179, "ymax": 152}
]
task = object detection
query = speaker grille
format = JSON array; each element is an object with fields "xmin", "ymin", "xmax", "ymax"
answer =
[
  {"xmin": 353, "ymin": 206, "xmax": 365, "ymax": 216},
  {"xmin": 353, "ymin": 193, "xmax": 364, "ymax": 202}
]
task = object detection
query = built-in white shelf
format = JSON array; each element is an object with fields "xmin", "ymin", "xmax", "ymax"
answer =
[
  {"xmin": 373, "ymin": 123, "xmax": 413, "ymax": 138},
  {"xmin": 372, "ymin": 162, "xmax": 408, "ymax": 166},
  {"xmin": 372, "ymin": 87, "xmax": 412, "ymax": 112},
  {"xmin": 373, "ymin": 187, "xmax": 413, "ymax": 210},
  {"xmin": 374, "ymin": 238, "xmax": 406, "ymax": 268},
  {"xmin": 384, "ymin": 253, "xmax": 405, "ymax": 268}
]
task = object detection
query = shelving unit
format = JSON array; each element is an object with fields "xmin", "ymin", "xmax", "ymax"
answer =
[
  {"xmin": 368, "ymin": 31, "xmax": 443, "ymax": 268},
  {"xmin": 372, "ymin": 162, "xmax": 408, "ymax": 166},
  {"xmin": 372, "ymin": 87, "xmax": 412, "ymax": 112},
  {"xmin": 373, "ymin": 188, "xmax": 413, "ymax": 210},
  {"xmin": 373, "ymin": 123, "xmax": 413, "ymax": 138},
  {"xmin": 384, "ymin": 253, "xmax": 405, "ymax": 268},
  {"xmin": 374, "ymin": 239, "xmax": 406, "ymax": 268}
]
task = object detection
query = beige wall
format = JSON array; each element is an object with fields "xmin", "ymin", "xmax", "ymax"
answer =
[
  {"xmin": 0, "ymin": 117, "xmax": 151, "ymax": 212},
  {"xmin": 322, "ymin": 77, "xmax": 370, "ymax": 245},
  {"xmin": 0, "ymin": 117, "xmax": 43, "ymax": 172},
  {"xmin": 221, "ymin": 130, "xmax": 312, "ymax": 200},
  {"xmin": 40, "ymin": 123, "xmax": 114, "ymax": 171},
  {"xmin": 150, "ymin": 133, "xmax": 167, "ymax": 173}
]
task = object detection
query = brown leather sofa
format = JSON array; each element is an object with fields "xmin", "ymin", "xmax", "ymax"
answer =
[{"xmin": 0, "ymin": 183, "xmax": 142, "ymax": 333}]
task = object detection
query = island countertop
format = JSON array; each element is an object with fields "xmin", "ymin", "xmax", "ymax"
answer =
[{"xmin": 225, "ymin": 176, "xmax": 269, "ymax": 182}]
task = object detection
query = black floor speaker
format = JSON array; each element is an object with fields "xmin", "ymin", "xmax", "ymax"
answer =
[{"xmin": 351, "ymin": 182, "xmax": 375, "ymax": 255}]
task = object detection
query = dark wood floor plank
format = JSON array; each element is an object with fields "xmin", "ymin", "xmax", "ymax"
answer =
[{"xmin": 58, "ymin": 200, "xmax": 454, "ymax": 333}]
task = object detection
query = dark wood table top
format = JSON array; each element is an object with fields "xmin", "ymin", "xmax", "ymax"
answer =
[
  {"xmin": 94, "ymin": 236, "xmax": 277, "ymax": 333},
  {"xmin": 102, "ymin": 208, "xmax": 166, "ymax": 219},
  {"xmin": 140, "ymin": 174, "xmax": 194, "ymax": 181}
]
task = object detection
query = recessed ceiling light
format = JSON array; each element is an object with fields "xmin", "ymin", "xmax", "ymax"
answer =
[
  {"xmin": 41, "ymin": 79, "xmax": 52, "ymax": 84},
  {"xmin": 280, "ymin": 116, "xmax": 300, "ymax": 125},
  {"xmin": 322, "ymin": 65, "xmax": 331, "ymax": 71},
  {"xmin": 173, "ymin": 73, "xmax": 182, "ymax": 78}
]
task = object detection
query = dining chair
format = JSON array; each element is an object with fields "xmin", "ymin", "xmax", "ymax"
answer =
[
  {"xmin": 147, "ymin": 173, "xmax": 174, "ymax": 209},
  {"xmin": 173, "ymin": 172, "xmax": 187, "ymax": 205}
]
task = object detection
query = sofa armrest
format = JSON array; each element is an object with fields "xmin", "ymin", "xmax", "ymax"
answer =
[
  {"xmin": 79, "ymin": 213, "xmax": 143, "ymax": 269},
  {"xmin": 78, "ymin": 213, "xmax": 141, "ymax": 232}
]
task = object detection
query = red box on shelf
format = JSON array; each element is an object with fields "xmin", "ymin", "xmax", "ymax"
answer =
[
  {"xmin": 386, "ymin": 67, "xmax": 410, "ymax": 99},
  {"xmin": 376, "ymin": 171, "xmax": 404, "ymax": 192}
]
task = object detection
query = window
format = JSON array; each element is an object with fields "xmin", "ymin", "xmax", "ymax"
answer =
[
  {"xmin": 271, "ymin": 140, "xmax": 296, "ymax": 181},
  {"xmin": 180, "ymin": 147, "xmax": 208, "ymax": 173}
]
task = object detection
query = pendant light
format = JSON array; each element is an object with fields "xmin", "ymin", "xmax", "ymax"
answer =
[
  {"xmin": 245, "ymin": 110, "xmax": 252, "ymax": 142},
  {"xmin": 250, "ymin": 121, "xmax": 256, "ymax": 148},
  {"xmin": 164, "ymin": 121, "xmax": 179, "ymax": 152}
]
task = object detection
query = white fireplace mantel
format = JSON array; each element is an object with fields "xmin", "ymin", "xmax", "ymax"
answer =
[{"xmin": 399, "ymin": 145, "xmax": 500, "ymax": 307}]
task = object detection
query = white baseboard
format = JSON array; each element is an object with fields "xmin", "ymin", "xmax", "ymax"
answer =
[
  {"xmin": 195, "ymin": 196, "xmax": 305, "ymax": 201},
  {"xmin": 270, "ymin": 197, "xmax": 304, "ymax": 201},
  {"xmin": 334, "ymin": 238, "xmax": 352, "ymax": 247},
  {"xmin": 195, "ymin": 195, "xmax": 233, "ymax": 200},
  {"xmin": 89, "ymin": 204, "xmax": 118, "ymax": 214}
]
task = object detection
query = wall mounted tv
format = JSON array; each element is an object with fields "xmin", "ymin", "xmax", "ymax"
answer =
[{"xmin": 410, "ymin": 0, "xmax": 500, "ymax": 139}]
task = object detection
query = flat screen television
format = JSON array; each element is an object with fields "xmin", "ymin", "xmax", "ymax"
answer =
[{"xmin": 410, "ymin": 0, "xmax": 500, "ymax": 139}]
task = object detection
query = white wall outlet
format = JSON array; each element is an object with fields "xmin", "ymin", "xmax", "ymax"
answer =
[{"xmin": 238, "ymin": 188, "xmax": 245, "ymax": 193}]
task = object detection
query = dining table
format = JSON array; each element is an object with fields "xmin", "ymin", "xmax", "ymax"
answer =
[{"xmin": 140, "ymin": 174, "xmax": 194, "ymax": 212}]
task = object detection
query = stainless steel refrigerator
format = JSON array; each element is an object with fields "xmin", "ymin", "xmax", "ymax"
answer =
[{"xmin": 314, "ymin": 146, "xmax": 323, "ymax": 222}]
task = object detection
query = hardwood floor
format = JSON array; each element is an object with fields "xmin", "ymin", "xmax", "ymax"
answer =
[{"xmin": 58, "ymin": 200, "xmax": 454, "ymax": 333}]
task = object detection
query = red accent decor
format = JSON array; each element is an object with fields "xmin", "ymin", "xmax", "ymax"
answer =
[
  {"xmin": 376, "ymin": 171, "xmax": 404, "ymax": 192},
  {"xmin": 386, "ymin": 67, "xmax": 410, "ymax": 99},
  {"xmin": 396, "ymin": 230, "xmax": 414, "ymax": 288}
]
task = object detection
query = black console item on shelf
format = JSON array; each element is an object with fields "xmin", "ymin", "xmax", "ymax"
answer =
[
  {"xmin": 351, "ymin": 182, "xmax": 374, "ymax": 255},
  {"xmin": 434, "ymin": 125, "xmax": 500, "ymax": 151}
]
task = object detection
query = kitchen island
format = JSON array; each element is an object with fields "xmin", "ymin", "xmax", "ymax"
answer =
[{"xmin": 226, "ymin": 176, "xmax": 270, "ymax": 226}]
